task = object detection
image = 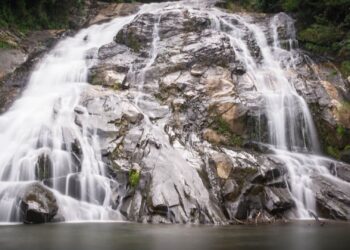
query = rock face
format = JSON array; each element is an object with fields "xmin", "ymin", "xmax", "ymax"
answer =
[
  {"xmin": 81, "ymin": 5, "xmax": 310, "ymax": 224},
  {"xmin": 313, "ymin": 175, "xmax": 350, "ymax": 220},
  {"xmin": 77, "ymin": 2, "xmax": 350, "ymax": 224},
  {"xmin": 20, "ymin": 183, "xmax": 58, "ymax": 224}
]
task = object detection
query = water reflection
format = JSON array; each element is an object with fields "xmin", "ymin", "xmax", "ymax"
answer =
[{"xmin": 0, "ymin": 222, "xmax": 349, "ymax": 250}]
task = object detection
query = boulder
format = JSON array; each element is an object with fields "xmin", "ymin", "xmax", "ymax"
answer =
[
  {"xmin": 340, "ymin": 150, "xmax": 350, "ymax": 165},
  {"xmin": 202, "ymin": 128, "xmax": 226, "ymax": 145},
  {"xmin": 20, "ymin": 183, "xmax": 58, "ymax": 224},
  {"xmin": 209, "ymin": 153, "xmax": 233, "ymax": 179},
  {"xmin": 312, "ymin": 175, "xmax": 350, "ymax": 220}
]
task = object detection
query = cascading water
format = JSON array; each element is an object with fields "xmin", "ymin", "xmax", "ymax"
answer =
[
  {"xmin": 0, "ymin": 0, "xmax": 348, "ymax": 223},
  {"xmin": 0, "ymin": 13, "xmax": 139, "ymax": 222},
  {"xmin": 208, "ymin": 10, "xmax": 344, "ymax": 218}
]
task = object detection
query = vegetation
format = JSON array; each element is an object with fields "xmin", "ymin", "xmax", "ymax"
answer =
[
  {"xmin": 0, "ymin": 0, "xmax": 84, "ymax": 30},
  {"xmin": 326, "ymin": 145, "xmax": 340, "ymax": 159},
  {"xmin": 0, "ymin": 40, "xmax": 15, "ymax": 49},
  {"xmin": 212, "ymin": 117, "xmax": 244, "ymax": 147},
  {"xmin": 129, "ymin": 169, "xmax": 140, "ymax": 188},
  {"xmin": 225, "ymin": 0, "xmax": 350, "ymax": 75},
  {"xmin": 0, "ymin": 0, "xmax": 164, "ymax": 31}
]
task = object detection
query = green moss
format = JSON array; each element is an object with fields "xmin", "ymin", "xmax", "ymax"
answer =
[
  {"xmin": 249, "ymin": 185, "xmax": 264, "ymax": 195},
  {"xmin": 326, "ymin": 146, "xmax": 340, "ymax": 159},
  {"xmin": 229, "ymin": 134, "xmax": 244, "ymax": 147},
  {"xmin": 112, "ymin": 81, "xmax": 121, "ymax": 91},
  {"xmin": 129, "ymin": 169, "xmax": 140, "ymax": 188},
  {"xmin": 338, "ymin": 101, "xmax": 350, "ymax": 125},
  {"xmin": 126, "ymin": 33, "xmax": 141, "ymax": 52},
  {"xmin": 215, "ymin": 117, "xmax": 231, "ymax": 135},
  {"xmin": 0, "ymin": 40, "xmax": 15, "ymax": 49},
  {"xmin": 212, "ymin": 117, "xmax": 244, "ymax": 147},
  {"xmin": 154, "ymin": 92, "xmax": 167, "ymax": 102},
  {"xmin": 340, "ymin": 61, "xmax": 350, "ymax": 76},
  {"xmin": 298, "ymin": 24, "xmax": 344, "ymax": 46},
  {"xmin": 336, "ymin": 125, "xmax": 346, "ymax": 137}
]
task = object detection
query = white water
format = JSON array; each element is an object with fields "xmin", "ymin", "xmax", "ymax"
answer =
[
  {"xmin": 0, "ymin": 0, "xmax": 348, "ymax": 223},
  {"xmin": 208, "ymin": 10, "xmax": 345, "ymax": 218},
  {"xmin": 0, "ymin": 13, "xmax": 139, "ymax": 222}
]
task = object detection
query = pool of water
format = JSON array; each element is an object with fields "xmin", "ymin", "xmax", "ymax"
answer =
[{"xmin": 0, "ymin": 221, "xmax": 349, "ymax": 250}]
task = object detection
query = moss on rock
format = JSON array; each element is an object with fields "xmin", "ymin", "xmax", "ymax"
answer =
[{"xmin": 129, "ymin": 169, "xmax": 140, "ymax": 188}]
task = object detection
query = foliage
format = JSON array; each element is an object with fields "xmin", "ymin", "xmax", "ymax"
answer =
[
  {"xmin": 341, "ymin": 61, "xmax": 350, "ymax": 75},
  {"xmin": 129, "ymin": 169, "xmax": 140, "ymax": 188},
  {"xmin": 212, "ymin": 117, "xmax": 244, "ymax": 147},
  {"xmin": 298, "ymin": 24, "xmax": 344, "ymax": 46},
  {"xmin": 336, "ymin": 125, "xmax": 346, "ymax": 137},
  {"xmin": 0, "ymin": 0, "xmax": 84, "ymax": 30},
  {"xmin": 326, "ymin": 146, "xmax": 340, "ymax": 159},
  {"xmin": 0, "ymin": 40, "xmax": 14, "ymax": 49}
]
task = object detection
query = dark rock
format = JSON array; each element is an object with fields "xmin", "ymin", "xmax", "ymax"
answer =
[
  {"xmin": 340, "ymin": 150, "xmax": 350, "ymax": 164},
  {"xmin": 20, "ymin": 183, "xmax": 58, "ymax": 224},
  {"xmin": 333, "ymin": 162, "xmax": 350, "ymax": 182},
  {"xmin": 313, "ymin": 175, "xmax": 350, "ymax": 220},
  {"xmin": 44, "ymin": 174, "xmax": 82, "ymax": 201},
  {"xmin": 263, "ymin": 187, "xmax": 295, "ymax": 215},
  {"xmin": 35, "ymin": 154, "xmax": 53, "ymax": 180}
]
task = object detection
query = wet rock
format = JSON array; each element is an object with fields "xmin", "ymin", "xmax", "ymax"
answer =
[
  {"xmin": 190, "ymin": 64, "xmax": 206, "ymax": 77},
  {"xmin": 90, "ymin": 69, "xmax": 126, "ymax": 89},
  {"xmin": 209, "ymin": 101, "xmax": 248, "ymax": 135},
  {"xmin": 202, "ymin": 128, "xmax": 226, "ymax": 144},
  {"xmin": 0, "ymin": 49, "xmax": 27, "ymax": 79},
  {"xmin": 115, "ymin": 13, "xmax": 156, "ymax": 52},
  {"xmin": 333, "ymin": 161, "xmax": 350, "ymax": 182},
  {"xmin": 20, "ymin": 183, "xmax": 58, "ymax": 224},
  {"xmin": 209, "ymin": 153, "xmax": 233, "ymax": 179},
  {"xmin": 171, "ymin": 98, "xmax": 186, "ymax": 112},
  {"xmin": 313, "ymin": 175, "xmax": 350, "ymax": 220},
  {"xmin": 340, "ymin": 150, "xmax": 350, "ymax": 165},
  {"xmin": 123, "ymin": 109, "xmax": 144, "ymax": 124},
  {"xmin": 35, "ymin": 154, "xmax": 53, "ymax": 180},
  {"xmin": 44, "ymin": 174, "xmax": 82, "ymax": 201},
  {"xmin": 231, "ymin": 63, "xmax": 246, "ymax": 75},
  {"xmin": 263, "ymin": 187, "xmax": 294, "ymax": 214},
  {"xmin": 81, "ymin": 3, "xmax": 350, "ymax": 224},
  {"xmin": 88, "ymin": 3, "xmax": 140, "ymax": 25}
]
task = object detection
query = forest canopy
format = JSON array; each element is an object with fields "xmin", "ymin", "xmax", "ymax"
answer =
[{"xmin": 0, "ymin": 0, "xmax": 84, "ymax": 30}]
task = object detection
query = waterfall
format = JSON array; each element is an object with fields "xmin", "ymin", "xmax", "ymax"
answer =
[
  {"xmin": 0, "ymin": 0, "xmax": 348, "ymax": 223},
  {"xmin": 0, "ymin": 13, "xmax": 138, "ymax": 222},
  {"xmin": 209, "ymin": 10, "xmax": 338, "ymax": 218}
]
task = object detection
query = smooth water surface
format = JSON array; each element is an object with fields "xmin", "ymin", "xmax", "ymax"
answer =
[{"xmin": 1, "ymin": 222, "xmax": 350, "ymax": 250}]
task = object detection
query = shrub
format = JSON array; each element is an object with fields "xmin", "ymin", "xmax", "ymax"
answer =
[{"xmin": 129, "ymin": 169, "xmax": 140, "ymax": 188}]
